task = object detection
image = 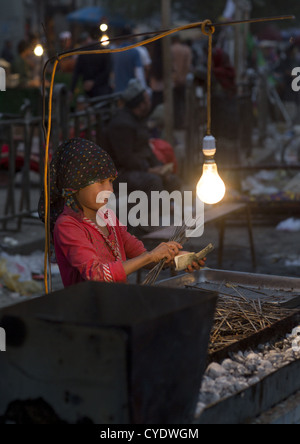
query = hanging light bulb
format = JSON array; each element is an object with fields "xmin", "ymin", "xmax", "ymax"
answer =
[
  {"xmin": 196, "ymin": 20, "xmax": 226, "ymax": 205},
  {"xmin": 197, "ymin": 161, "xmax": 226, "ymax": 205},
  {"xmin": 196, "ymin": 135, "xmax": 226, "ymax": 205}
]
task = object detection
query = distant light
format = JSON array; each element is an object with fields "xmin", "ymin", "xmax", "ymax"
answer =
[
  {"xmin": 34, "ymin": 44, "xmax": 44, "ymax": 57},
  {"xmin": 100, "ymin": 23, "xmax": 108, "ymax": 32},
  {"xmin": 100, "ymin": 35, "xmax": 110, "ymax": 46}
]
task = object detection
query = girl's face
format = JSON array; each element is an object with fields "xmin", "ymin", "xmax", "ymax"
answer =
[{"xmin": 76, "ymin": 178, "xmax": 114, "ymax": 215}]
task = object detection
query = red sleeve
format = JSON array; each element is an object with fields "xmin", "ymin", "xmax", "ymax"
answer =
[
  {"xmin": 118, "ymin": 223, "xmax": 147, "ymax": 259},
  {"xmin": 54, "ymin": 217, "xmax": 127, "ymax": 283}
]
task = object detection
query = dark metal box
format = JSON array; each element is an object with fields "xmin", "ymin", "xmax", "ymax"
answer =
[{"xmin": 0, "ymin": 281, "xmax": 217, "ymax": 424}]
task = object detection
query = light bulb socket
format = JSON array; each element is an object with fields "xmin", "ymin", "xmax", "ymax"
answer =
[
  {"xmin": 203, "ymin": 155, "xmax": 215, "ymax": 164},
  {"xmin": 202, "ymin": 135, "xmax": 216, "ymax": 157}
]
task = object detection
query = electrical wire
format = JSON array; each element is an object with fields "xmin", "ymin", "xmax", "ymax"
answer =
[
  {"xmin": 42, "ymin": 20, "xmax": 208, "ymax": 294},
  {"xmin": 201, "ymin": 19, "xmax": 215, "ymax": 136},
  {"xmin": 142, "ymin": 20, "xmax": 216, "ymax": 286},
  {"xmin": 43, "ymin": 59, "xmax": 58, "ymax": 294},
  {"xmin": 41, "ymin": 14, "xmax": 295, "ymax": 293}
]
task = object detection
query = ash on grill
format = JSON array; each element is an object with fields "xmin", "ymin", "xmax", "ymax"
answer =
[
  {"xmin": 186, "ymin": 282, "xmax": 298, "ymax": 354},
  {"xmin": 195, "ymin": 325, "xmax": 300, "ymax": 419}
]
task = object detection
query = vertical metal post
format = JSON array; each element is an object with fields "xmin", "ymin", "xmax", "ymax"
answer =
[
  {"xmin": 234, "ymin": 0, "xmax": 252, "ymax": 93},
  {"xmin": 18, "ymin": 109, "xmax": 32, "ymax": 230},
  {"xmin": 161, "ymin": 0, "xmax": 174, "ymax": 145},
  {"xmin": 3, "ymin": 124, "xmax": 16, "ymax": 230}
]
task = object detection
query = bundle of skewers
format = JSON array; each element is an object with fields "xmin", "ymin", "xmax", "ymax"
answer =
[
  {"xmin": 187, "ymin": 282, "xmax": 298, "ymax": 353},
  {"xmin": 142, "ymin": 216, "xmax": 209, "ymax": 286}
]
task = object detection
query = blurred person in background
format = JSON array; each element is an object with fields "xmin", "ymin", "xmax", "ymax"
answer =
[
  {"xmin": 56, "ymin": 31, "xmax": 78, "ymax": 107},
  {"xmin": 59, "ymin": 31, "xmax": 77, "ymax": 74},
  {"xmin": 12, "ymin": 40, "xmax": 40, "ymax": 88},
  {"xmin": 106, "ymin": 79, "xmax": 180, "ymax": 199},
  {"xmin": 27, "ymin": 34, "xmax": 47, "ymax": 83},
  {"xmin": 112, "ymin": 27, "xmax": 147, "ymax": 93},
  {"xmin": 71, "ymin": 31, "xmax": 112, "ymax": 99},
  {"xmin": 148, "ymin": 39, "xmax": 164, "ymax": 112},
  {"xmin": 171, "ymin": 35, "xmax": 192, "ymax": 129},
  {"xmin": 1, "ymin": 40, "xmax": 14, "ymax": 64},
  {"xmin": 136, "ymin": 37, "xmax": 152, "ymax": 85}
]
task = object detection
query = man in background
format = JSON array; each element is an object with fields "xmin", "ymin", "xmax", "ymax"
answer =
[
  {"xmin": 12, "ymin": 40, "xmax": 39, "ymax": 88},
  {"xmin": 106, "ymin": 79, "xmax": 180, "ymax": 197},
  {"xmin": 1, "ymin": 40, "xmax": 14, "ymax": 64},
  {"xmin": 112, "ymin": 27, "xmax": 147, "ymax": 93},
  {"xmin": 171, "ymin": 35, "xmax": 192, "ymax": 129},
  {"xmin": 71, "ymin": 32, "xmax": 112, "ymax": 98}
]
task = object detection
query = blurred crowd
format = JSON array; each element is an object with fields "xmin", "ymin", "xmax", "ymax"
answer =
[
  {"xmin": 56, "ymin": 28, "xmax": 195, "ymax": 130},
  {"xmin": 2, "ymin": 23, "xmax": 300, "ymax": 156},
  {"xmin": 0, "ymin": 27, "xmax": 197, "ymax": 129},
  {"xmin": 2, "ymin": 21, "xmax": 300, "ymax": 206},
  {"xmin": 2, "ymin": 25, "xmax": 300, "ymax": 123},
  {"xmin": 1, "ymin": 35, "xmax": 47, "ymax": 89}
]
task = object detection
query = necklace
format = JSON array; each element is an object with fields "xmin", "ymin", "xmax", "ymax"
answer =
[{"xmin": 83, "ymin": 212, "xmax": 122, "ymax": 261}]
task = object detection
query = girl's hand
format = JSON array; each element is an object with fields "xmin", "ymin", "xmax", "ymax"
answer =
[
  {"xmin": 185, "ymin": 258, "xmax": 206, "ymax": 273},
  {"xmin": 149, "ymin": 242, "xmax": 183, "ymax": 264},
  {"xmin": 175, "ymin": 251, "xmax": 207, "ymax": 273}
]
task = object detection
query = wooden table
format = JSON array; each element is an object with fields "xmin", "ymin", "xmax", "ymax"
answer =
[{"xmin": 142, "ymin": 202, "xmax": 256, "ymax": 270}]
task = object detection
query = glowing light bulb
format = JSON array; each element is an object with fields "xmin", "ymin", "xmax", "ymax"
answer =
[
  {"xmin": 196, "ymin": 135, "xmax": 226, "ymax": 205},
  {"xmin": 34, "ymin": 44, "xmax": 44, "ymax": 57},
  {"xmin": 197, "ymin": 161, "xmax": 226, "ymax": 204},
  {"xmin": 100, "ymin": 23, "xmax": 108, "ymax": 32}
]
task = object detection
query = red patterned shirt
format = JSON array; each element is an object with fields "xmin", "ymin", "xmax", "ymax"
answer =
[{"xmin": 53, "ymin": 206, "xmax": 146, "ymax": 287}]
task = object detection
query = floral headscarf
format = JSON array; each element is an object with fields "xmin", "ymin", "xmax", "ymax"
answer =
[{"xmin": 38, "ymin": 138, "xmax": 118, "ymax": 231}]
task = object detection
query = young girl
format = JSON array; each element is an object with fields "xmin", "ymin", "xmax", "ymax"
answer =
[{"xmin": 39, "ymin": 138, "xmax": 204, "ymax": 287}]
